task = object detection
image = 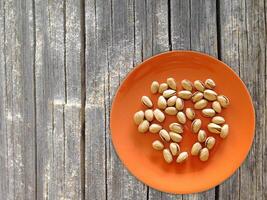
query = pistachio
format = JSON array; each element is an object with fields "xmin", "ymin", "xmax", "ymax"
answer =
[
  {"xmin": 163, "ymin": 149, "xmax": 173, "ymax": 163},
  {"xmin": 191, "ymin": 91, "xmax": 204, "ymax": 103},
  {"xmin": 170, "ymin": 143, "xmax": 180, "ymax": 156},
  {"xmin": 199, "ymin": 148, "xmax": 209, "ymax": 161},
  {"xmin": 191, "ymin": 142, "xmax": 202, "ymax": 156},
  {"xmin": 207, "ymin": 123, "xmax": 222, "ymax": 134},
  {"xmin": 158, "ymin": 83, "xmax": 168, "ymax": 94},
  {"xmin": 144, "ymin": 109, "xmax": 154, "ymax": 121},
  {"xmin": 220, "ymin": 124, "xmax": 229, "ymax": 138},
  {"xmin": 133, "ymin": 110, "xmax": 144, "ymax": 125},
  {"xmin": 202, "ymin": 108, "xmax": 216, "ymax": 117},
  {"xmin": 141, "ymin": 96, "xmax": 153, "ymax": 108},
  {"xmin": 211, "ymin": 116, "xmax": 225, "ymax": 124},
  {"xmin": 154, "ymin": 109, "xmax": 165, "ymax": 122},
  {"xmin": 204, "ymin": 79, "xmax": 216, "ymax": 89},
  {"xmin": 149, "ymin": 123, "xmax": 162, "ymax": 133},
  {"xmin": 138, "ymin": 120, "xmax": 149, "ymax": 133},
  {"xmin": 164, "ymin": 107, "xmax": 178, "ymax": 115},
  {"xmin": 205, "ymin": 137, "xmax": 216, "ymax": 150},
  {"xmin": 217, "ymin": 95, "xmax": 230, "ymax": 108},
  {"xmin": 159, "ymin": 129, "xmax": 171, "ymax": 142},
  {"xmin": 169, "ymin": 132, "xmax": 183, "ymax": 142},
  {"xmin": 178, "ymin": 90, "xmax": 192, "ymax": 100},
  {"xmin": 198, "ymin": 130, "xmax": 207, "ymax": 143},
  {"xmin": 204, "ymin": 89, "xmax": 217, "ymax": 101},
  {"xmin": 176, "ymin": 152, "xmax": 188, "ymax": 163},
  {"xmin": 157, "ymin": 96, "xmax": 167, "ymax": 110},
  {"xmin": 151, "ymin": 81, "xmax": 159, "ymax": 94},
  {"xmin": 181, "ymin": 79, "xmax": 193, "ymax": 91},
  {"xmin": 212, "ymin": 101, "xmax": 222, "ymax": 113},
  {"xmin": 194, "ymin": 99, "xmax": 208, "ymax": 109},
  {"xmin": 191, "ymin": 119, "xmax": 202, "ymax": 133},
  {"xmin": 167, "ymin": 77, "xmax": 177, "ymax": 90},
  {"xmin": 194, "ymin": 80, "xmax": 205, "ymax": 92},
  {"xmin": 163, "ymin": 89, "xmax": 176, "ymax": 98},
  {"xmin": 175, "ymin": 97, "xmax": 184, "ymax": 110},
  {"xmin": 152, "ymin": 140, "xmax": 164, "ymax": 150},
  {"xmin": 185, "ymin": 108, "xmax": 195, "ymax": 120},
  {"xmin": 177, "ymin": 111, "xmax": 186, "ymax": 124},
  {"xmin": 169, "ymin": 123, "xmax": 183, "ymax": 134},
  {"xmin": 167, "ymin": 96, "xmax": 177, "ymax": 106}
]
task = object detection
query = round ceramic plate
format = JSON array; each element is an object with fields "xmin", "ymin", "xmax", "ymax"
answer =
[{"xmin": 110, "ymin": 51, "xmax": 255, "ymax": 194}]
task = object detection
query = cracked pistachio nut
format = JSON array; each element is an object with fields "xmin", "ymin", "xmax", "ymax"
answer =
[
  {"xmin": 152, "ymin": 140, "xmax": 164, "ymax": 150},
  {"xmin": 177, "ymin": 111, "xmax": 186, "ymax": 124},
  {"xmin": 202, "ymin": 108, "xmax": 216, "ymax": 117},
  {"xmin": 175, "ymin": 97, "xmax": 184, "ymax": 110},
  {"xmin": 181, "ymin": 79, "xmax": 193, "ymax": 91},
  {"xmin": 163, "ymin": 89, "xmax": 176, "ymax": 98},
  {"xmin": 194, "ymin": 80, "xmax": 205, "ymax": 92},
  {"xmin": 191, "ymin": 142, "xmax": 202, "ymax": 156},
  {"xmin": 169, "ymin": 123, "xmax": 183, "ymax": 133},
  {"xmin": 220, "ymin": 124, "xmax": 229, "ymax": 139},
  {"xmin": 169, "ymin": 132, "xmax": 183, "ymax": 142},
  {"xmin": 211, "ymin": 116, "xmax": 225, "ymax": 124},
  {"xmin": 185, "ymin": 108, "xmax": 195, "ymax": 120},
  {"xmin": 192, "ymin": 119, "xmax": 202, "ymax": 133},
  {"xmin": 141, "ymin": 96, "xmax": 153, "ymax": 108},
  {"xmin": 198, "ymin": 130, "xmax": 207, "ymax": 143},
  {"xmin": 208, "ymin": 123, "xmax": 222, "ymax": 134},
  {"xmin": 194, "ymin": 99, "xmax": 208, "ymax": 110},
  {"xmin": 163, "ymin": 149, "xmax": 173, "ymax": 163},
  {"xmin": 176, "ymin": 152, "xmax": 188, "ymax": 163},
  {"xmin": 217, "ymin": 95, "xmax": 230, "ymax": 108},
  {"xmin": 165, "ymin": 107, "xmax": 178, "ymax": 115},
  {"xmin": 149, "ymin": 123, "xmax": 162, "ymax": 133},
  {"xmin": 212, "ymin": 101, "xmax": 222, "ymax": 113},
  {"xmin": 204, "ymin": 89, "xmax": 218, "ymax": 101},
  {"xmin": 205, "ymin": 136, "xmax": 216, "ymax": 150},
  {"xmin": 199, "ymin": 147, "xmax": 209, "ymax": 161},
  {"xmin": 158, "ymin": 83, "xmax": 168, "ymax": 94},
  {"xmin": 167, "ymin": 77, "xmax": 177, "ymax": 90},
  {"xmin": 192, "ymin": 91, "xmax": 204, "ymax": 103},
  {"xmin": 205, "ymin": 79, "xmax": 216, "ymax": 89},
  {"xmin": 151, "ymin": 81, "xmax": 159, "ymax": 94},
  {"xmin": 133, "ymin": 110, "xmax": 144, "ymax": 125},
  {"xmin": 159, "ymin": 129, "xmax": 171, "ymax": 142},
  {"xmin": 178, "ymin": 90, "xmax": 192, "ymax": 100},
  {"xmin": 167, "ymin": 96, "xmax": 177, "ymax": 106},
  {"xmin": 157, "ymin": 96, "xmax": 167, "ymax": 110},
  {"xmin": 144, "ymin": 109, "xmax": 154, "ymax": 121},
  {"xmin": 154, "ymin": 109, "xmax": 165, "ymax": 122},
  {"xmin": 170, "ymin": 142, "xmax": 180, "ymax": 156},
  {"xmin": 138, "ymin": 120, "xmax": 149, "ymax": 133}
]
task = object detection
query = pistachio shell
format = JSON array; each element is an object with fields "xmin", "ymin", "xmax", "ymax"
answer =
[
  {"xmin": 149, "ymin": 123, "xmax": 162, "ymax": 133},
  {"xmin": 177, "ymin": 111, "xmax": 186, "ymax": 124},
  {"xmin": 217, "ymin": 95, "xmax": 230, "ymax": 108},
  {"xmin": 199, "ymin": 148, "xmax": 209, "ymax": 161},
  {"xmin": 191, "ymin": 142, "xmax": 202, "ymax": 156},
  {"xmin": 194, "ymin": 80, "xmax": 205, "ymax": 92},
  {"xmin": 169, "ymin": 123, "xmax": 183, "ymax": 134},
  {"xmin": 207, "ymin": 123, "xmax": 222, "ymax": 134},
  {"xmin": 159, "ymin": 129, "xmax": 171, "ymax": 142},
  {"xmin": 176, "ymin": 152, "xmax": 188, "ymax": 163},
  {"xmin": 141, "ymin": 96, "xmax": 153, "ymax": 108},
  {"xmin": 169, "ymin": 132, "xmax": 183, "ymax": 142},
  {"xmin": 170, "ymin": 143, "xmax": 180, "ymax": 156},
  {"xmin": 220, "ymin": 124, "xmax": 229, "ymax": 138},
  {"xmin": 152, "ymin": 140, "xmax": 164, "ymax": 150},
  {"xmin": 151, "ymin": 81, "xmax": 159, "ymax": 94},
  {"xmin": 133, "ymin": 110, "xmax": 144, "ymax": 125},
  {"xmin": 178, "ymin": 90, "xmax": 192, "ymax": 100},
  {"xmin": 138, "ymin": 120, "xmax": 149, "ymax": 133},
  {"xmin": 198, "ymin": 130, "xmax": 207, "ymax": 143},
  {"xmin": 157, "ymin": 96, "xmax": 167, "ymax": 110},
  {"xmin": 192, "ymin": 119, "xmax": 202, "ymax": 133},
  {"xmin": 167, "ymin": 96, "xmax": 177, "ymax": 106},
  {"xmin": 164, "ymin": 107, "xmax": 178, "ymax": 115},
  {"xmin": 158, "ymin": 83, "xmax": 168, "ymax": 94},
  {"xmin": 204, "ymin": 89, "xmax": 217, "ymax": 101},
  {"xmin": 163, "ymin": 89, "xmax": 176, "ymax": 98},
  {"xmin": 191, "ymin": 91, "xmax": 204, "ymax": 103},
  {"xmin": 212, "ymin": 101, "xmax": 222, "ymax": 113},
  {"xmin": 211, "ymin": 116, "xmax": 225, "ymax": 124},
  {"xmin": 175, "ymin": 97, "xmax": 184, "ymax": 110},
  {"xmin": 181, "ymin": 79, "xmax": 193, "ymax": 91},
  {"xmin": 185, "ymin": 108, "xmax": 195, "ymax": 120},
  {"xmin": 202, "ymin": 108, "xmax": 216, "ymax": 117},
  {"xmin": 204, "ymin": 79, "xmax": 216, "ymax": 89},
  {"xmin": 144, "ymin": 109, "xmax": 154, "ymax": 121},
  {"xmin": 205, "ymin": 137, "xmax": 216, "ymax": 150},
  {"xmin": 167, "ymin": 77, "xmax": 177, "ymax": 90},
  {"xmin": 163, "ymin": 149, "xmax": 173, "ymax": 163},
  {"xmin": 154, "ymin": 109, "xmax": 165, "ymax": 122},
  {"xmin": 194, "ymin": 99, "xmax": 208, "ymax": 109}
]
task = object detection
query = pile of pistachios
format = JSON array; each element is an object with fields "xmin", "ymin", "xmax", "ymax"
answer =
[{"xmin": 133, "ymin": 78, "xmax": 230, "ymax": 164}]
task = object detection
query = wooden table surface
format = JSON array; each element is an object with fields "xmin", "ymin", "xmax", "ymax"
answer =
[{"xmin": 0, "ymin": 0, "xmax": 266, "ymax": 199}]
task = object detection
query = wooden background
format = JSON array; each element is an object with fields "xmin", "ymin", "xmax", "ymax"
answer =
[{"xmin": 0, "ymin": 0, "xmax": 266, "ymax": 199}]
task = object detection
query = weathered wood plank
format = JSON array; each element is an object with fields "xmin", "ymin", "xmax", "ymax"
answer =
[{"xmin": 219, "ymin": 0, "xmax": 266, "ymax": 199}]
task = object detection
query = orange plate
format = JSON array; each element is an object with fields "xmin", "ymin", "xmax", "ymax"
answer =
[{"xmin": 110, "ymin": 51, "xmax": 255, "ymax": 194}]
